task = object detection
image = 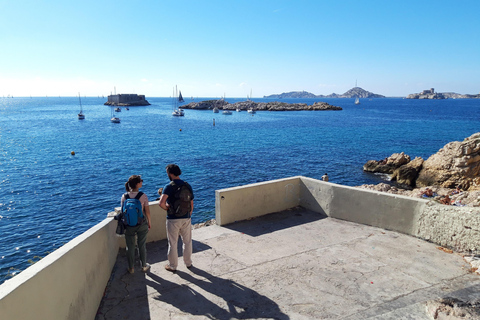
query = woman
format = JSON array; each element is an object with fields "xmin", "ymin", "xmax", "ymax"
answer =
[{"xmin": 120, "ymin": 175, "xmax": 151, "ymax": 274}]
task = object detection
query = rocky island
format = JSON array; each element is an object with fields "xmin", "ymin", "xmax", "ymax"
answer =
[
  {"xmin": 264, "ymin": 87, "xmax": 385, "ymax": 99},
  {"xmin": 180, "ymin": 100, "xmax": 342, "ymax": 111},
  {"xmin": 406, "ymin": 88, "xmax": 480, "ymax": 99}
]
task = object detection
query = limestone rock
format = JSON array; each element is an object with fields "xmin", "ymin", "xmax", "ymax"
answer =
[
  {"xmin": 391, "ymin": 156, "xmax": 424, "ymax": 187},
  {"xmin": 416, "ymin": 133, "xmax": 480, "ymax": 190},
  {"xmin": 425, "ymin": 297, "xmax": 480, "ymax": 319},
  {"xmin": 363, "ymin": 152, "xmax": 411, "ymax": 174}
]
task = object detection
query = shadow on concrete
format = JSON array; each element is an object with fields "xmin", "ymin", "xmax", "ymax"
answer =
[
  {"xmin": 142, "ymin": 238, "xmax": 212, "ymax": 265},
  {"xmin": 95, "ymin": 259, "xmax": 151, "ymax": 320},
  {"xmin": 147, "ymin": 267, "xmax": 289, "ymax": 320},
  {"xmin": 224, "ymin": 206, "xmax": 327, "ymax": 237}
]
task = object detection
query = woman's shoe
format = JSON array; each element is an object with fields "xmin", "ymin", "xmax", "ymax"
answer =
[{"xmin": 142, "ymin": 263, "xmax": 151, "ymax": 273}]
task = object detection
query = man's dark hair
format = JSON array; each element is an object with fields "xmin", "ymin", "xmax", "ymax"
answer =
[{"xmin": 166, "ymin": 164, "xmax": 182, "ymax": 176}]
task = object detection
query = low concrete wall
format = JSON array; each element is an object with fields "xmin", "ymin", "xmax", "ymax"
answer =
[
  {"xmin": 215, "ymin": 176, "xmax": 301, "ymax": 225},
  {"xmin": 216, "ymin": 176, "xmax": 480, "ymax": 253},
  {"xmin": 0, "ymin": 202, "xmax": 167, "ymax": 320},
  {"xmin": 300, "ymin": 177, "xmax": 428, "ymax": 235},
  {"xmin": 416, "ymin": 203, "xmax": 480, "ymax": 253},
  {"xmin": 0, "ymin": 218, "xmax": 118, "ymax": 320}
]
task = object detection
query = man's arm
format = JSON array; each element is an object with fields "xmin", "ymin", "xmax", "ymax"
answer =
[{"xmin": 159, "ymin": 194, "xmax": 169, "ymax": 211}]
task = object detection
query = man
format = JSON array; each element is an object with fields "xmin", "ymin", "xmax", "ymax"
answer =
[
  {"xmin": 159, "ymin": 164, "xmax": 194, "ymax": 271},
  {"xmin": 321, "ymin": 173, "xmax": 329, "ymax": 182}
]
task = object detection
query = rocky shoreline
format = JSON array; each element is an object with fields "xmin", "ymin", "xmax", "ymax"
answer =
[
  {"xmin": 180, "ymin": 100, "xmax": 342, "ymax": 111},
  {"xmin": 361, "ymin": 132, "xmax": 480, "ymax": 207}
]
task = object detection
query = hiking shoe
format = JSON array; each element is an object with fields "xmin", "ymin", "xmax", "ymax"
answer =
[
  {"xmin": 141, "ymin": 263, "xmax": 151, "ymax": 273},
  {"xmin": 186, "ymin": 264, "xmax": 193, "ymax": 269}
]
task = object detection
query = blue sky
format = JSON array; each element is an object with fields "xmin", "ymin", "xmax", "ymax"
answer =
[{"xmin": 1, "ymin": 0, "xmax": 479, "ymax": 97}]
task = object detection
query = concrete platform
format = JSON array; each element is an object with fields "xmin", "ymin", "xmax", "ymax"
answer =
[{"xmin": 95, "ymin": 208, "xmax": 480, "ymax": 319}]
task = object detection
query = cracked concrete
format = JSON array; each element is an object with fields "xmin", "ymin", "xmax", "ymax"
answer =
[{"xmin": 95, "ymin": 208, "xmax": 480, "ymax": 319}]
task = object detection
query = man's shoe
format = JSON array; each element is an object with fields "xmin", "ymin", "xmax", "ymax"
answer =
[{"xmin": 165, "ymin": 264, "xmax": 176, "ymax": 272}]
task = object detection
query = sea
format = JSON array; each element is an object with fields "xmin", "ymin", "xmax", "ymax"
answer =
[{"xmin": 1, "ymin": 96, "xmax": 479, "ymax": 283}]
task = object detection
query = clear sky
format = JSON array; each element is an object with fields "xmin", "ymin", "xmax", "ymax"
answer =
[{"xmin": 1, "ymin": 0, "xmax": 479, "ymax": 98}]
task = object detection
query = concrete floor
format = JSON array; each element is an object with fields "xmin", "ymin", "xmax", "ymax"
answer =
[{"xmin": 95, "ymin": 207, "xmax": 480, "ymax": 320}]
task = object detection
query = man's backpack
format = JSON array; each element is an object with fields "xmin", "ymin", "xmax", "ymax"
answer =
[
  {"xmin": 168, "ymin": 181, "xmax": 192, "ymax": 217},
  {"xmin": 122, "ymin": 192, "xmax": 144, "ymax": 226}
]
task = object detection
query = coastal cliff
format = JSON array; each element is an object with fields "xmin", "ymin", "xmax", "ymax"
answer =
[
  {"xmin": 180, "ymin": 100, "xmax": 342, "ymax": 111},
  {"xmin": 264, "ymin": 87, "xmax": 385, "ymax": 99}
]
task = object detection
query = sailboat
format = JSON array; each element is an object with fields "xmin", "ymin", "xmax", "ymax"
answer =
[
  {"xmin": 77, "ymin": 93, "xmax": 85, "ymax": 120},
  {"xmin": 172, "ymin": 86, "xmax": 185, "ymax": 116},
  {"xmin": 110, "ymin": 107, "xmax": 120, "ymax": 123},
  {"xmin": 355, "ymin": 97, "xmax": 360, "ymax": 105}
]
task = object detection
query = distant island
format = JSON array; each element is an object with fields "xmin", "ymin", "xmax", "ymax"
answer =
[
  {"xmin": 406, "ymin": 88, "xmax": 480, "ymax": 99},
  {"xmin": 180, "ymin": 100, "xmax": 342, "ymax": 111},
  {"xmin": 104, "ymin": 94, "xmax": 150, "ymax": 106},
  {"xmin": 264, "ymin": 87, "xmax": 385, "ymax": 99}
]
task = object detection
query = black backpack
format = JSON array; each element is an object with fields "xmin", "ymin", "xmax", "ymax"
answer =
[{"xmin": 168, "ymin": 181, "xmax": 192, "ymax": 217}]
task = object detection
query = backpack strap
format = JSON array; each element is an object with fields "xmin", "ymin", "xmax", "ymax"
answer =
[{"xmin": 134, "ymin": 191, "xmax": 144, "ymax": 200}]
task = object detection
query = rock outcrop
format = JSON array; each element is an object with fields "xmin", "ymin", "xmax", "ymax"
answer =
[
  {"xmin": 363, "ymin": 152, "xmax": 411, "ymax": 174},
  {"xmin": 181, "ymin": 100, "xmax": 342, "ymax": 111},
  {"xmin": 391, "ymin": 156, "xmax": 424, "ymax": 187},
  {"xmin": 425, "ymin": 297, "xmax": 480, "ymax": 319},
  {"xmin": 363, "ymin": 133, "xmax": 480, "ymax": 190},
  {"xmin": 416, "ymin": 133, "xmax": 480, "ymax": 190}
]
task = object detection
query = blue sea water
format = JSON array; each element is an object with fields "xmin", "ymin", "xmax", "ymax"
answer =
[{"xmin": 0, "ymin": 96, "xmax": 479, "ymax": 283}]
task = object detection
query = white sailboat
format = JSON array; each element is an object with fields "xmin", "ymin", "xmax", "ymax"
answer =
[
  {"xmin": 110, "ymin": 107, "xmax": 120, "ymax": 123},
  {"xmin": 172, "ymin": 86, "xmax": 185, "ymax": 117},
  {"xmin": 355, "ymin": 97, "xmax": 360, "ymax": 105},
  {"xmin": 77, "ymin": 93, "xmax": 85, "ymax": 120}
]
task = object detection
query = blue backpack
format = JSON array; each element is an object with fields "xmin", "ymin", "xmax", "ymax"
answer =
[{"xmin": 122, "ymin": 192, "xmax": 144, "ymax": 226}]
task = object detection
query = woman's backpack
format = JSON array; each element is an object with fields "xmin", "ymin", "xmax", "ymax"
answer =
[{"xmin": 122, "ymin": 192, "xmax": 144, "ymax": 226}]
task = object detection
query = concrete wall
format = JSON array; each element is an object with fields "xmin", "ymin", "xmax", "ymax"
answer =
[
  {"xmin": 216, "ymin": 176, "xmax": 428, "ymax": 235},
  {"xmin": 215, "ymin": 176, "xmax": 301, "ymax": 225},
  {"xmin": 300, "ymin": 177, "xmax": 428, "ymax": 235},
  {"xmin": 0, "ymin": 202, "xmax": 167, "ymax": 320},
  {"xmin": 216, "ymin": 176, "xmax": 479, "ymax": 253}
]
